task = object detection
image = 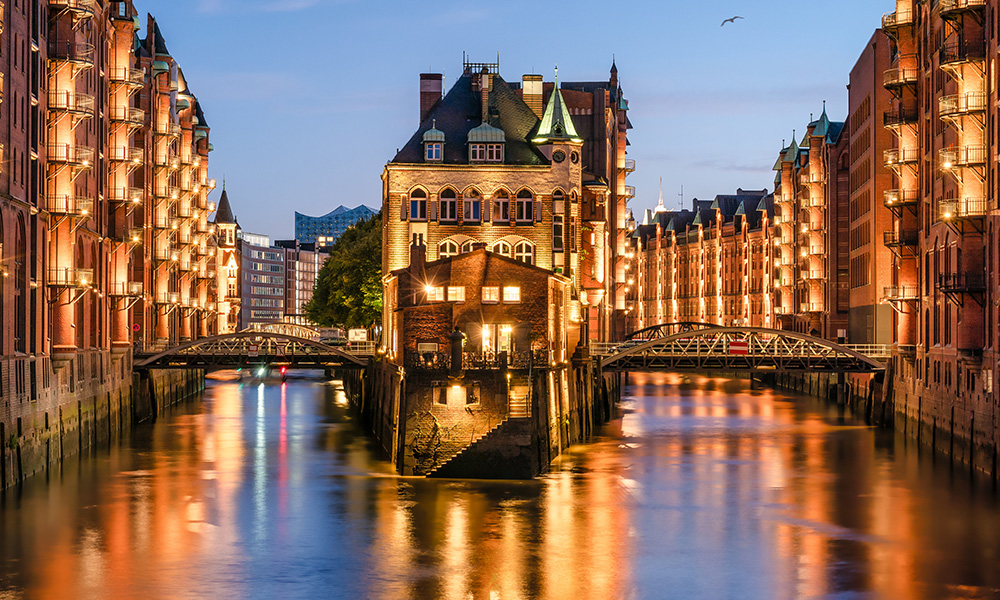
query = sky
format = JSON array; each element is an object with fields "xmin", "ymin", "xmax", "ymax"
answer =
[{"xmin": 146, "ymin": 0, "xmax": 891, "ymax": 240}]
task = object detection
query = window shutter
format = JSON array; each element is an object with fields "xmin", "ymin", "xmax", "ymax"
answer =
[
  {"xmin": 401, "ymin": 196, "xmax": 408, "ymax": 221},
  {"xmin": 534, "ymin": 198, "xmax": 542, "ymax": 222},
  {"xmin": 430, "ymin": 199, "xmax": 438, "ymax": 221},
  {"xmin": 483, "ymin": 199, "xmax": 491, "ymax": 223}
]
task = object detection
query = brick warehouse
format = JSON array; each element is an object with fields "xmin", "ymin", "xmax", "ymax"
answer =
[{"xmin": 0, "ymin": 1, "xmax": 218, "ymax": 488}]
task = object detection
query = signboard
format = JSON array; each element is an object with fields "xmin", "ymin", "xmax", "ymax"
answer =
[
  {"xmin": 348, "ymin": 329, "xmax": 368, "ymax": 342},
  {"xmin": 248, "ymin": 344, "xmax": 259, "ymax": 357},
  {"xmin": 133, "ymin": 324, "xmax": 141, "ymax": 332},
  {"xmin": 728, "ymin": 340, "xmax": 749, "ymax": 356}
]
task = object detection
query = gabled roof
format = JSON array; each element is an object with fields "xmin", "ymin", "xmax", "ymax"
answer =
[
  {"xmin": 392, "ymin": 74, "xmax": 546, "ymax": 165},
  {"xmin": 782, "ymin": 137, "xmax": 798, "ymax": 163}
]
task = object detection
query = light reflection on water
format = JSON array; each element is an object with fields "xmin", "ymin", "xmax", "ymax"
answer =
[{"xmin": 0, "ymin": 373, "xmax": 999, "ymax": 599}]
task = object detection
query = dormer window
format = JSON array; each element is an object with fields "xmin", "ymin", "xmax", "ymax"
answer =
[
  {"xmin": 469, "ymin": 143, "xmax": 503, "ymax": 162},
  {"xmin": 425, "ymin": 143, "xmax": 442, "ymax": 161},
  {"xmin": 487, "ymin": 143, "xmax": 503, "ymax": 162},
  {"xmin": 467, "ymin": 122, "xmax": 505, "ymax": 163},
  {"xmin": 422, "ymin": 120, "xmax": 445, "ymax": 162}
]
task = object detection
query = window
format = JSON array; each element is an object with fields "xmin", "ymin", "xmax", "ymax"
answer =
[
  {"xmin": 440, "ymin": 188, "xmax": 458, "ymax": 222},
  {"xmin": 409, "ymin": 189, "xmax": 427, "ymax": 221},
  {"xmin": 482, "ymin": 286, "xmax": 500, "ymax": 303},
  {"xmin": 425, "ymin": 143, "xmax": 441, "ymax": 161},
  {"xmin": 460, "ymin": 240, "xmax": 475, "ymax": 253},
  {"xmin": 553, "ymin": 215, "xmax": 564, "ymax": 252},
  {"xmin": 463, "ymin": 190, "xmax": 481, "ymax": 223},
  {"xmin": 492, "ymin": 241, "xmax": 511, "ymax": 257},
  {"xmin": 487, "ymin": 144, "xmax": 503, "ymax": 162},
  {"xmin": 470, "ymin": 144, "xmax": 485, "ymax": 161},
  {"xmin": 514, "ymin": 241, "xmax": 534, "ymax": 264},
  {"xmin": 439, "ymin": 240, "xmax": 459, "ymax": 258},
  {"xmin": 447, "ymin": 286, "xmax": 465, "ymax": 302},
  {"xmin": 516, "ymin": 190, "xmax": 533, "ymax": 222},
  {"xmin": 503, "ymin": 286, "xmax": 521, "ymax": 303},
  {"xmin": 426, "ymin": 286, "xmax": 445, "ymax": 302},
  {"xmin": 493, "ymin": 190, "xmax": 510, "ymax": 222}
]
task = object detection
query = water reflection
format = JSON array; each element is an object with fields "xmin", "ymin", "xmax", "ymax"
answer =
[{"xmin": 1, "ymin": 373, "xmax": 999, "ymax": 599}]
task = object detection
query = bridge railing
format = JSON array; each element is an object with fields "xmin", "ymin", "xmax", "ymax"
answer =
[
  {"xmin": 405, "ymin": 350, "xmax": 547, "ymax": 371},
  {"xmin": 592, "ymin": 339, "xmax": 891, "ymax": 362}
]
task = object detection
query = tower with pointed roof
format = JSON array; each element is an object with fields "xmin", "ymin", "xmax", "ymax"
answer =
[{"xmin": 214, "ymin": 183, "xmax": 242, "ymax": 334}]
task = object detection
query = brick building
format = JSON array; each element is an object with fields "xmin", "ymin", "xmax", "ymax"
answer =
[{"xmin": 381, "ymin": 58, "xmax": 633, "ymax": 343}]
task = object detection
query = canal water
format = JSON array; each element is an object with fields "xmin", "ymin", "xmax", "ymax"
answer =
[{"xmin": 2, "ymin": 372, "xmax": 1000, "ymax": 599}]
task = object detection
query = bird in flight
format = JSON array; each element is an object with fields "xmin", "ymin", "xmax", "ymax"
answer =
[{"xmin": 721, "ymin": 16, "xmax": 744, "ymax": 26}]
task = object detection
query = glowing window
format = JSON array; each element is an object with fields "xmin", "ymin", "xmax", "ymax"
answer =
[
  {"xmin": 482, "ymin": 286, "xmax": 500, "ymax": 303},
  {"xmin": 439, "ymin": 240, "xmax": 459, "ymax": 258},
  {"xmin": 503, "ymin": 286, "xmax": 521, "ymax": 303},
  {"xmin": 447, "ymin": 286, "xmax": 465, "ymax": 302},
  {"xmin": 514, "ymin": 241, "xmax": 534, "ymax": 264}
]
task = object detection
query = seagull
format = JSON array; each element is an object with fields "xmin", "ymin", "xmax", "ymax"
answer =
[{"xmin": 721, "ymin": 15, "xmax": 744, "ymax": 26}]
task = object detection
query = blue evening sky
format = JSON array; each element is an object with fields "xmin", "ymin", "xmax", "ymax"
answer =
[{"xmin": 148, "ymin": 0, "xmax": 889, "ymax": 239}]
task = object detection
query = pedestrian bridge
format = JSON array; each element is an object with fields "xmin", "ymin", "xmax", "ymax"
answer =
[
  {"xmin": 133, "ymin": 332, "xmax": 370, "ymax": 370},
  {"xmin": 592, "ymin": 326, "xmax": 887, "ymax": 373}
]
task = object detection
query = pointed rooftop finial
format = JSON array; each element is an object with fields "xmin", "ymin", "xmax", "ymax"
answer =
[
  {"xmin": 658, "ymin": 177, "xmax": 664, "ymax": 206},
  {"xmin": 222, "ymin": 175, "xmax": 226, "ymax": 191},
  {"xmin": 554, "ymin": 64, "xmax": 559, "ymax": 87},
  {"xmin": 432, "ymin": 119, "xmax": 436, "ymax": 129}
]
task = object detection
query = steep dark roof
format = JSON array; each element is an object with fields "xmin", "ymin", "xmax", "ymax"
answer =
[
  {"xmin": 392, "ymin": 74, "xmax": 546, "ymax": 166},
  {"xmin": 194, "ymin": 101, "xmax": 209, "ymax": 129},
  {"xmin": 151, "ymin": 19, "xmax": 170, "ymax": 56},
  {"xmin": 214, "ymin": 189, "xmax": 236, "ymax": 225}
]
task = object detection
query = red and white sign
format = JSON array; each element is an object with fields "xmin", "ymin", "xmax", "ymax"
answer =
[
  {"xmin": 728, "ymin": 340, "xmax": 749, "ymax": 355},
  {"xmin": 248, "ymin": 344, "xmax": 259, "ymax": 357}
]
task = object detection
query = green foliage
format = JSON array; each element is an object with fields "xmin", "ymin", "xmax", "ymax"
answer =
[{"xmin": 306, "ymin": 212, "xmax": 383, "ymax": 328}]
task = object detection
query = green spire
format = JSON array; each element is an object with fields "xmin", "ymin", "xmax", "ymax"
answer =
[{"xmin": 532, "ymin": 66, "xmax": 582, "ymax": 144}]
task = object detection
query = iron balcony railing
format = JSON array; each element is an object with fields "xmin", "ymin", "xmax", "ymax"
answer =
[
  {"xmin": 153, "ymin": 154, "xmax": 180, "ymax": 169},
  {"xmin": 884, "ymin": 147, "xmax": 919, "ymax": 166},
  {"xmin": 48, "ymin": 90, "xmax": 95, "ymax": 116},
  {"xmin": 47, "ymin": 194, "xmax": 93, "ymax": 216},
  {"xmin": 809, "ymin": 244, "xmax": 825, "ymax": 256},
  {"xmin": 109, "ymin": 105, "xmax": 145, "ymax": 127},
  {"xmin": 804, "ymin": 270, "xmax": 825, "ymax": 281},
  {"xmin": 883, "ymin": 285, "xmax": 919, "ymax": 301},
  {"xmin": 937, "ymin": 273, "xmax": 986, "ymax": 293},
  {"xmin": 883, "ymin": 64, "xmax": 918, "ymax": 87},
  {"xmin": 800, "ymin": 302, "xmax": 824, "ymax": 313},
  {"xmin": 109, "ymin": 281, "xmax": 144, "ymax": 297},
  {"xmin": 108, "ymin": 66, "xmax": 145, "ymax": 87},
  {"xmin": 939, "ymin": 92, "xmax": 986, "ymax": 118},
  {"xmin": 153, "ymin": 248, "xmax": 177, "ymax": 262},
  {"xmin": 405, "ymin": 349, "xmax": 550, "ymax": 371},
  {"xmin": 883, "ymin": 107, "xmax": 918, "ymax": 128},
  {"xmin": 154, "ymin": 185, "xmax": 180, "ymax": 200},
  {"xmin": 49, "ymin": 267, "xmax": 94, "ymax": 287},
  {"xmin": 111, "ymin": 227, "xmax": 144, "ymax": 244},
  {"xmin": 940, "ymin": 39, "xmax": 986, "ymax": 66},
  {"xmin": 940, "ymin": 197, "xmax": 988, "ymax": 220},
  {"xmin": 939, "ymin": 0, "xmax": 986, "ymax": 15},
  {"xmin": 939, "ymin": 145, "xmax": 986, "ymax": 169},
  {"xmin": 48, "ymin": 144, "xmax": 94, "ymax": 167},
  {"xmin": 155, "ymin": 292, "xmax": 180, "ymax": 305},
  {"xmin": 153, "ymin": 216, "xmax": 179, "ymax": 230},
  {"xmin": 884, "ymin": 230, "xmax": 919, "ymax": 246},
  {"xmin": 155, "ymin": 121, "xmax": 182, "ymax": 137},
  {"xmin": 884, "ymin": 189, "xmax": 919, "ymax": 208},
  {"xmin": 623, "ymin": 158, "xmax": 636, "ymax": 173},
  {"xmin": 881, "ymin": 9, "xmax": 913, "ymax": 30},
  {"xmin": 48, "ymin": 41, "xmax": 95, "ymax": 66},
  {"xmin": 108, "ymin": 187, "xmax": 142, "ymax": 204},
  {"xmin": 623, "ymin": 185, "xmax": 635, "ymax": 199},
  {"xmin": 196, "ymin": 220, "xmax": 214, "ymax": 234},
  {"xmin": 108, "ymin": 145, "xmax": 143, "ymax": 164},
  {"xmin": 49, "ymin": 0, "xmax": 95, "ymax": 15},
  {"xmin": 177, "ymin": 203, "xmax": 194, "ymax": 218}
]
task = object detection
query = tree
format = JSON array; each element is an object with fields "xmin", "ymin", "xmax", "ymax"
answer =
[{"xmin": 306, "ymin": 212, "xmax": 382, "ymax": 329}]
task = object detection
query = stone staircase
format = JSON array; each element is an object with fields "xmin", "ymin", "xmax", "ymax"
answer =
[{"xmin": 425, "ymin": 418, "xmax": 510, "ymax": 477}]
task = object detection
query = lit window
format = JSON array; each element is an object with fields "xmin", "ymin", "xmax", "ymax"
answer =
[
  {"xmin": 514, "ymin": 241, "xmax": 534, "ymax": 265},
  {"xmin": 486, "ymin": 143, "xmax": 503, "ymax": 162},
  {"xmin": 492, "ymin": 241, "xmax": 511, "ymax": 257},
  {"xmin": 447, "ymin": 286, "xmax": 465, "ymax": 302},
  {"xmin": 482, "ymin": 286, "xmax": 500, "ymax": 303},
  {"xmin": 493, "ymin": 190, "xmax": 510, "ymax": 222},
  {"xmin": 426, "ymin": 286, "xmax": 445, "ymax": 302},
  {"xmin": 439, "ymin": 240, "xmax": 459, "ymax": 258},
  {"xmin": 553, "ymin": 215, "xmax": 564, "ymax": 252},
  {"xmin": 516, "ymin": 190, "xmax": 533, "ymax": 222},
  {"xmin": 503, "ymin": 286, "xmax": 521, "ymax": 303},
  {"xmin": 460, "ymin": 240, "xmax": 475, "ymax": 253},
  {"xmin": 440, "ymin": 188, "xmax": 458, "ymax": 222},
  {"xmin": 425, "ymin": 143, "xmax": 442, "ymax": 161},
  {"xmin": 470, "ymin": 144, "xmax": 485, "ymax": 161}
]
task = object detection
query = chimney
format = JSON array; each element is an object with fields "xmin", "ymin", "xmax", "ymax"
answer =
[
  {"xmin": 419, "ymin": 73, "xmax": 443, "ymax": 124},
  {"xmin": 480, "ymin": 67, "xmax": 491, "ymax": 123},
  {"xmin": 409, "ymin": 241, "xmax": 427, "ymax": 268},
  {"xmin": 522, "ymin": 74, "xmax": 543, "ymax": 118}
]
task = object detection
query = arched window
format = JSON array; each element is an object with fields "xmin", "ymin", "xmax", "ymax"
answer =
[
  {"xmin": 460, "ymin": 240, "xmax": 476, "ymax": 254},
  {"xmin": 439, "ymin": 240, "xmax": 459, "ymax": 258},
  {"xmin": 492, "ymin": 241, "xmax": 512, "ymax": 257},
  {"xmin": 408, "ymin": 189, "xmax": 427, "ymax": 221},
  {"xmin": 516, "ymin": 190, "xmax": 534, "ymax": 222},
  {"xmin": 440, "ymin": 188, "xmax": 458, "ymax": 222},
  {"xmin": 493, "ymin": 190, "xmax": 510, "ymax": 223},
  {"xmin": 552, "ymin": 191, "xmax": 565, "ymax": 253},
  {"xmin": 514, "ymin": 241, "xmax": 534, "ymax": 264},
  {"xmin": 463, "ymin": 189, "xmax": 481, "ymax": 223},
  {"xmin": 14, "ymin": 218, "xmax": 26, "ymax": 353}
]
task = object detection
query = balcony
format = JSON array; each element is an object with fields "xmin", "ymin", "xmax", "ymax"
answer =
[
  {"xmin": 154, "ymin": 186, "xmax": 180, "ymax": 201},
  {"xmin": 622, "ymin": 185, "xmax": 635, "ymax": 199},
  {"xmin": 883, "ymin": 285, "xmax": 919, "ymax": 301},
  {"xmin": 939, "ymin": 145, "xmax": 986, "ymax": 170},
  {"xmin": 196, "ymin": 221, "xmax": 214, "ymax": 234},
  {"xmin": 884, "ymin": 189, "xmax": 919, "ymax": 209},
  {"xmin": 940, "ymin": 0, "xmax": 986, "ymax": 17},
  {"xmin": 153, "ymin": 248, "xmax": 178, "ymax": 262},
  {"xmin": 884, "ymin": 147, "xmax": 919, "ymax": 167},
  {"xmin": 49, "ymin": 0, "xmax": 95, "ymax": 18},
  {"xmin": 939, "ymin": 92, "xmax": 986, "ymax": 119},
  {"xmin": 48, "ymin": 144, "xmax": 94, "ymax": 168},
  {"xmin": 883, "ymin": 63, "xmax": 918, "ymax": 89},
  {"xmin": 48, "ymin": 41, "xmax": 95, "ymax": 69},
  {"xmin": 884, "ymin": 230, "xmax": 918, "ymax": 247},
  {"xmin": 153, "ymin": 216, "xmax": 179, "ymax": 230},
  {"xmin": 153, "ymin": 154, "xmax": 180, "ymax": 169},
  {"xmin": 109, "ymin": 281, "xmax": 143, "ymax": 297},
  {"xmin": 881, "ymin": 9, "xmax": 913, "ymax": 32},
  {"xmin": 177, "ymin": 203, "xmax": 195, "ymax": 219},
  {"xmin": 940, "ymin": 39, "xmax": 986, "ymax": 67},
  {"xmin": 49, "ymin": 267, "xmax": 94, "ymax": 288},
  {"xmin": 111, "ymin": 227, "xmax": 144, "ymax": 244},
  {"xmin": 883, "ymin": 107, "xmax": 918, "ymax": 129},
  {"xmin": 809, "ymin": 245, "xmax": 825, "ymax": 256},
  {"xmin": 48, "ymin": 90, "xmax": 95, "ymax": 118},
  {"xmin": 198, "ymin": 269, "xmax": 216, "ymax": 280},
  {"xmin": 178, "ymin": 229, "xmax": 193, "ymax": 244},
  {"xmin": 47, "ymin": 194, "xmax": 93, "ymax": 217},
  {"xmin": 804, "ymin": 270, "xmax": 825, "ymax": 281},
  {"xmin": 937, "ymin": 273, "xmax": 986, "ymax": 294},
  {"xmin": 800, "ymin": 302, "xmax": 824, "ymax": 313},
  {"xmin": 206, "ymin": 178, "xmax": 218, "ymax": 189},
  {"xmin": 109, "ymin": 105, "xmax": 145, "ymax": 128},
  {"xmin": 622, "ymin": 158, "xmax": 635, "ymax": 173},
  {"xmin": 940, "ymin": 197, "xmax": 988, "ymax": 220},
  {"xmin": 155, "ymin": 122, "xmax": 182, "ymax": 138},
  {"xmin": 109, "ymin": 66, "xmax": 145, "ymax": 88},
  {"xmin": 108, "ymin": 145, "xmax": 143, "ymax": 165},
  {"xmin": 178, "ymin": 256, "xmax": 195, "ymax": 272},
  {"xmin": 108, "ymin": 187, "xmax": 142, "ymax": 205},
  {"xmin": 155, "ymin": 292, "xmax": 180, "ymax": 305}
]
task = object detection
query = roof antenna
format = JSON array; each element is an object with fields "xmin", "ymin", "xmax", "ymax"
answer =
[
  {"xmin": 554, "ymin": 64, "xmax": 559, "ymax": 87},
  {"xmin": 678, "ymin": 185, "xmax": 684, "ymax": 210}
]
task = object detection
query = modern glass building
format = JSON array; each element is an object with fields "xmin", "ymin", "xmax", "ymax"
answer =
[{"xmin": 295, "ymin": 205, "xmax": 377, "ymax": 248}]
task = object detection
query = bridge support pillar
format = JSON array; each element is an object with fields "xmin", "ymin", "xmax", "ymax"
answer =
[{"xmin": 836, "ymin": 372, "xmax": 846, "ymax": 406}]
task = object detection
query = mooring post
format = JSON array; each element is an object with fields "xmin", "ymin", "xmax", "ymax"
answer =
[{"xmin": 837, "ymin": 371, "xmax": 846, "ymax": 405}]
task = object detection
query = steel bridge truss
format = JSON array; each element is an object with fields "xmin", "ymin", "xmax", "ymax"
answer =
[
  {"xmin": 602, "ymin": 327, "xmax": 886, "ymax": 373},
  {"xmin": 134, "ymin": 332, "xmax": 366, "ymax": 370}
]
